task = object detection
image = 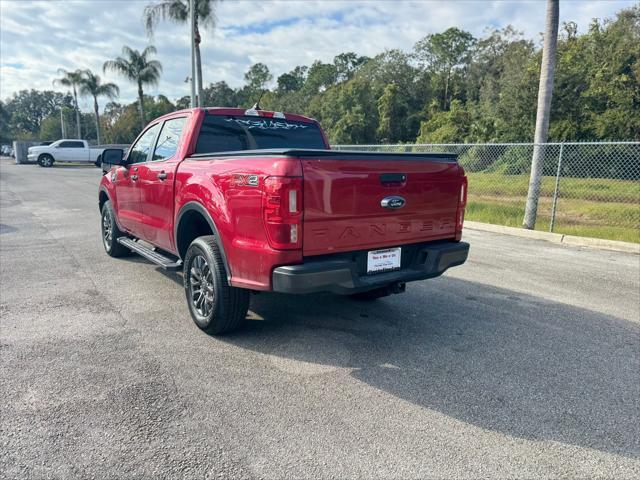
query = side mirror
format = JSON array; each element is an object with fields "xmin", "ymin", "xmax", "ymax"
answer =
[{"xmin": 102, "ymin": 148, "xmax": 126, "ymax": 166}]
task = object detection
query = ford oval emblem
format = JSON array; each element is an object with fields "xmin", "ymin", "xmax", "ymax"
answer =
[{"xmin": 381, "ymin": 196, "xmax": 406, "ymax": 209}]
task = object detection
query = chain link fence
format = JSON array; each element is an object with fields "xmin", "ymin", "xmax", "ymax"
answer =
[{"xmin": 332, "ymin": 142, "xmax": 640, "ymax": 243}]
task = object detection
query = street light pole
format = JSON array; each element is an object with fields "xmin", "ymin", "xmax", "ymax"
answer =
[
  {"xmin": 60, "ymin": 108, "xmax": 66, "ymax": 138},
  {"xmin": 190, "ymin": 0, "xmax": 196, "ymax": 108}
]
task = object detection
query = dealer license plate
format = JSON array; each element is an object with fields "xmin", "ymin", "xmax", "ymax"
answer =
[{"xmin": 367, "ymin": 247, "xmax": 401, "ymax": 274}]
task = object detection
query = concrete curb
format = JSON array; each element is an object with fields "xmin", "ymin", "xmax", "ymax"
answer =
[{"xmin": 464, "ymin": 221, "xmax": 640, "ymax": 255}]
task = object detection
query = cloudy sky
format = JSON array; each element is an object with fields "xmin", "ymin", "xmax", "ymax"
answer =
[{"xmin": 0, "ymin": 0, "xmax": 634, "ymax": 111}]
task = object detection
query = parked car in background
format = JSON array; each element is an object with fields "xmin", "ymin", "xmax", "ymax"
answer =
[
  {"xmin": 28, "ymin": 139, "xmax": 107, "ymax": 167},
  {"xmin": 1, "ymin": 145, "xmax": 12, "ymax": 156}
]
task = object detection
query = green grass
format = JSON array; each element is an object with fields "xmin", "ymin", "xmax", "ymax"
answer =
[
  {"xmin": 465, "ymin": 173, "xmax": 640, "ymax": 243},
  {"xmin": 467, "ymin": 172, "xmax": 640, "ymax": 203}
]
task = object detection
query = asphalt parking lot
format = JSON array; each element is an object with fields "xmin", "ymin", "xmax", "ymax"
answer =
[{"xmin": 1, "ymin": 157, "xmax": 639, "ymax": 479}]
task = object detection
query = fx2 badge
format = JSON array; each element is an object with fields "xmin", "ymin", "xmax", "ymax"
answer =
[{"xmin": 233, "ymin": 174, "xmax": 259, "ymax": 187}]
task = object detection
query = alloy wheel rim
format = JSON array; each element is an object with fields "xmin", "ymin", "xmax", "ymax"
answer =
[
  {"xmin": 102, "ymin": 209, "xmax": 112, "ymax": 249},
  {"xmin": 189, "ymin": 254, "xmax": 215, "ymax": 317}
]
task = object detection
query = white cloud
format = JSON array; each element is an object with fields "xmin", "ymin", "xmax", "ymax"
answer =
[{"xmin": 0, "ymin": 0, "xmax": 634, "ymax": 111}]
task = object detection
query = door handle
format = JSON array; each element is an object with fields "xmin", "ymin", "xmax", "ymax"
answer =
[{"xmin": 157, "ymin": 172, "xmax": 167, "ymax": 180}]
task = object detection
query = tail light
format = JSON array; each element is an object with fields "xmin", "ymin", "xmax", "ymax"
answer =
[
  {"xmin": 455, "ymin": 175, "xmax": 468, "ymax": 241},
  {"xmin": 262, "ymin": 176, "xmax": 302, "ymax": 250},
  {"xmin": 459, "ymin": 176, "xmax": 468, "ymax": 206}
]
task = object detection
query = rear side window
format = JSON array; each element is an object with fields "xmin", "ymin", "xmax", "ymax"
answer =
[
  {"xmin": 152, "ymin": 117, "xmax": 187, "ymax": 161},
  {"xmin": 195, "ymin": 115, "xmax": 326, "ymax": 154},
  {"xmin": 60, "ymin": 141, "xmax": 84, "ymax": 148}
]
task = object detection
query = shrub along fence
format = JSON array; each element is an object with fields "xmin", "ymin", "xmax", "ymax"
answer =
[{"xmin": 332, "ymin": 142, "xmax": 640, "ymax": 243}]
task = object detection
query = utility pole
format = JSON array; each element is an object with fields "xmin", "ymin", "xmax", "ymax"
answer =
[
  {"xmin": 60, "ymin": 108, "xmax": 66, "ymax": 138},
  {"xmin": 190, "ymin": 0, "xmax": 196, "ymax": 108},
  {"xmin": 523, "ymin": 0, "xmax": 559, "ymax": 229}
]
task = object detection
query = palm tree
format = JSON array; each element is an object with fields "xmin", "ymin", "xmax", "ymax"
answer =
[
  {"xmin": 54, "ymin": 69, "xmax": 84, "ymax": 138},
  {"xmin": 103, "ymin": 46, "xmax": 162, "ymax": 128},
  {"xmin": 523, "ymin": 0, "xmax": 559, "ymax": 229},
  {"xmin": 79, "ymin": 70, "xmax": 119, "ymax": 145},
  {"xmin": 144, "ymin": 0, "xmax": 219, "ymax": 106}
]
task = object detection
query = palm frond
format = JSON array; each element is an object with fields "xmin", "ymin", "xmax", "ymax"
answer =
[
  {"xmin": 142, "ymin": 0, "xmax": 218, "ymax": 31},
  {"xmin": 143, "ymin": 1, "xmax": 188, "ymax": 35},
  {"xmin": 79, "ymin": 74, "xmax": 95, "ymax": 96},
  {"xmin": 139, "ymin": 66, "xmax": 161, "ymax": 86},
  {"xmin": 53, "ymin": 77, "xmax": 71, "ymax": 88},
  {"xmin": 53, "ymin": 68, "xmax": 84, "ymax": 88},
  {"xmin": 141, "ymin": 45, "xmax": 158, "ymax": 59},
  {"xmin": 104, "ymin": 58, "xmax": 134, "ymax": 80},
  {"xmin": 121, "ymin": 45, "xmax": 136, "ymax": 60},
  {"xmin": 146, "ymin": 59, "xmax": 163, "ymax": 73},
  {"xmin": 169, "ymin": 0, "xmax": 189, "ymax": 22},
  {"xmin": 78, "ymin": 83, "xmax": 92, "ymax": 96},
  {"xmin": 196, "ymin": 0, "xmax": 218, "ymax": 29},
  {"xmin": 96, "ymin": 83, "xmax": 120, "ymax": 99}
]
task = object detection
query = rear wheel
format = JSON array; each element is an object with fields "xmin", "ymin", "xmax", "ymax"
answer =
[
  {"xmin": 101, "ymin": 200, "xmax": 129, "ymax": 257},
  {"xmin": 184, "ymin": 236, "xmax": 250, "ymax": 335},
  {"xmin": 38, "ymin": 154, "xmax": 54, "ymax": 167}
]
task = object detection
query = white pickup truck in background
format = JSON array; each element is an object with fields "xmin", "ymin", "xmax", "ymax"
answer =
[{"xmin": 27, "ymin": 139, "xmax": 107, "ymax": 167}]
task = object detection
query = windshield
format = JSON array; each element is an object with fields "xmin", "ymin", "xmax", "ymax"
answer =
[{"xmin": 195, "ymin": 115, "xmax": 326, "ymax": 154}]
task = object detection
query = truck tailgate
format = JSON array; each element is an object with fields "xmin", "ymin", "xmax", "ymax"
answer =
[{"xmin": 301, "ymin": 152, "xmax": 463, "ymax": 256}]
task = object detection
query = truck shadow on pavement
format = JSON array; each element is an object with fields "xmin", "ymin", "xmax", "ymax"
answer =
[{"xmin": 223, "ymin": 277, "xmax": 640, "ymax": 459}]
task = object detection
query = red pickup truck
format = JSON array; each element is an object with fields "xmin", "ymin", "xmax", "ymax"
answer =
[{"xmin": 99, "ymin": 107, "xmax": 469, "ymax": 334}]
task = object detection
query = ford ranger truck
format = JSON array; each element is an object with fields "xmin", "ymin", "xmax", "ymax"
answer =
[{"xmin": 98, "ymin": 108, "xmax": 469, "ymax": 334}]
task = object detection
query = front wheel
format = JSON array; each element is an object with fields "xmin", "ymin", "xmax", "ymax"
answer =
[
  {"xmin": 101, "ymin": 200, "xmax": 129, "ymax": 257},
  {"xmin": 184, "ymin": 236, "xmax": 250, "ymax": 335}
]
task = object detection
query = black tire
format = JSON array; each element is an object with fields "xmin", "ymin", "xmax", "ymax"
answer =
[
  {"xmin": 95, "ymin": 154, "xmax": 102, "ymax": 167},
  {"xmin": 183, "ymin": 236, "xmax": 250, "ymax": 335},
  {"xmin": 38, "ymin": 154, "xmax": 54, "ymax": 167},
  {"xmin": 100, "ymin": 200, "xmax": 129, "ymax": 257},
  {"xmin": 349, "ymin": 286, "xmax": 391, "ymax": 301}
]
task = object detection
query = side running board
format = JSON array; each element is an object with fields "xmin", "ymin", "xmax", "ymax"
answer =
[{"xmin": 117, "ymin": 237, "xmax": 182, "ymax": 271}]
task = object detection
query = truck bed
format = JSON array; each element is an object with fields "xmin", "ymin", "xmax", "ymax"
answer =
[{"xmin": 188, "ymin": 148, "xmax": 464, "ymax": 257}]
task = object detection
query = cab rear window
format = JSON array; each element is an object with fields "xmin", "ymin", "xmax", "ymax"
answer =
[{"xmin": 195, "ymin": 115, "xmax": 326, "ymax": 153}]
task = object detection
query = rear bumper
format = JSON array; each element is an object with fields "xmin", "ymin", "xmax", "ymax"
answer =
[{"xmin": 272, "ymin": 240, "xmax": 469, "ymax": 294}]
